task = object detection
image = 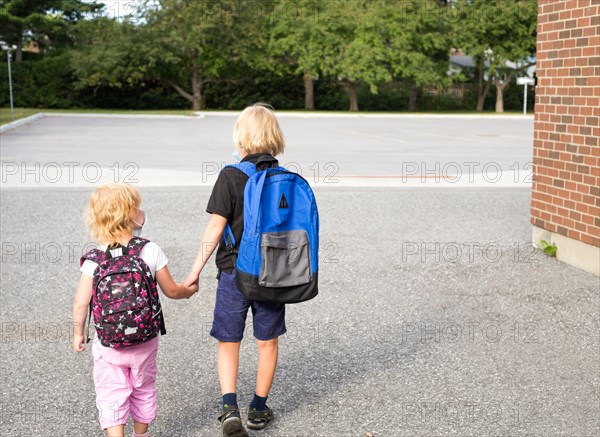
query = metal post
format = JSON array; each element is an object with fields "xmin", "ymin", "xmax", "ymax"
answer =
[
  {"xmin": 517, "ymin": 77, "xmax": 534, "ymax": 116},
  {"xmin": 7, "ymin": 50, "xmax": 14, "ymax": 120}
]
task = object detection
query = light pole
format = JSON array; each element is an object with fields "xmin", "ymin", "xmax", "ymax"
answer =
[{"xmin": 0, "ymin": 41, "xmax": 16, "ymax": 121}]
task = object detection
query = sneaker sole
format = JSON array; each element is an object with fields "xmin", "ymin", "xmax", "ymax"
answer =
[
  {"xmin": 222, "ymin": 416, "xmax": 248, "ymax": 437},
  {"xmin": 247, "ymin": 419, "xmax": 271, "ymax": 430}
]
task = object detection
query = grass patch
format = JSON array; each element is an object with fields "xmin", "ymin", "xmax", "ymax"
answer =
[
  {"xmin": 0, "ymin": 108, "xmax": 198, "ymax": 125},
  {"xmin": 0, "ymin": 108, "xmax": 41, "ymax": 125}
]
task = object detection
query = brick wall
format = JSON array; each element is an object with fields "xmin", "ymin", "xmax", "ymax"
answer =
[{"xmin": 531, "ymin": 0, "xmax": 600, "ymax": 247}]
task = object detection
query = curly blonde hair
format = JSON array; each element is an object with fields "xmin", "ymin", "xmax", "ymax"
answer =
[
  {"xmin": 233, "ymin": 103, "xmax": 286, "ymax": 156},
  {"xmin": 85, "ymin": 183, "xmax": 141, "ymax": 244}
]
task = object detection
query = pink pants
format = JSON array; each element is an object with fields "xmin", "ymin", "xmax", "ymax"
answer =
[{"xmin": 93, "ymin": 336, "xmax": 159, "ymax": 430}]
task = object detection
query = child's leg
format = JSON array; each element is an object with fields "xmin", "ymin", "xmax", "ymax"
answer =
[
  {"xmin": 212, "ymin": 270, "xmax": 250, "ymax": 396},
  {"xmin": 106, "ymin": 424, "xmax": 125, "ymax": 437},
  {"xmin": 129, "ymin": 337, "xmax": 159, "ymax": 433},
  {"xmin": 93, "ymin": 342, "xmax": 132, "ymax": 432},
  {"xmin": 217, "ymin": 341, "xmax": 248, "ymax": 436},
  {"xmin": 248, "ymin": 335, "xmax": 282, "ymax": 429},
  {"xmin": 133, "ymin": 421, "xmax": 149, "ymax": 435},
  {"xmin": 217, "ymin": 341, "xmax": 241, "ymax": 394},
  {"xmin": 255, "ymin": 338, "xmax": 279, "ymax": 397},
  {"xmin": 251, "ymin": 301, "xmax": 286, "ymax": 400}
]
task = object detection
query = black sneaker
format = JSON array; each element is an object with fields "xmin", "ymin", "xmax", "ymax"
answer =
[
  {"xmin": 247, "ymin": 405, "xmax": 273, "ymax": 430},
  {"xmin": 218, "ymin": 404, "xmax": 248, "ymax": 437}
]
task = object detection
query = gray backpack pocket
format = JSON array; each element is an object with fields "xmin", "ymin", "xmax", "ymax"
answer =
[{"xmin": 259, "ymin": 230, "xmax": 311, "ymax": 287}]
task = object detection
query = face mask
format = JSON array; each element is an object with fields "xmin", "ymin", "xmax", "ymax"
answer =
[
  {"xmin": 132, "ymin": 212, "xmax": 147, "ymax": 237},
  {"xmin": 232, "ymin": 150, "xmax": 242, "ymax": 162}
]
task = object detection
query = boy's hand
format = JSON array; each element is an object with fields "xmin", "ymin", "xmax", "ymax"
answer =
[
  {"xmin": 186, "ymin": 282, "xmax": 199, "ymax": 296},
  {"xmin": 72, "ymin": 334, "xmax": 86, "ymax": 352},
  {"xmin": 184, "ymin": 272, "xmax": 199, "ymax": 288}
]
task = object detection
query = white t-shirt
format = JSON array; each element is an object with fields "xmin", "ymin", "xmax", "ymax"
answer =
[{"xmin": 80, "ymin": 241, "xmax": 168, "ymax": 278}]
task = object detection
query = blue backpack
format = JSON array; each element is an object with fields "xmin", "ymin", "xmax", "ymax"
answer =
[{"xmin": 222, "ymin": 161, "xmax": 319, "ymax": 303}]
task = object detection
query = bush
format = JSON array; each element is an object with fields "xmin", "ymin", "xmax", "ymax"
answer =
[
  {"xmin": 0, "ymin": 53, "xmax": 535, "ymax": 112},
  {"xmin": 0, "ymin": 54, "xmax": 188, "ymax": 110},
  {"xmin": 204, "ymin": 70, "xmax": 304, "ymax": 110},
  {"xmin": 75, "ymin": 81, "xmax": 187, "ymax": 110},
  {"xmin": 0, "ymin": 53, "xmax": 77, "ymax": 108}
]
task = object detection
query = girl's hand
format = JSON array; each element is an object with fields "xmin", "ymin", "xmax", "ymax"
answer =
[
  {"xmin": 72, "ymin": 334, "xmax": 86, "ymax": 352},
  {"xmin": 156, "ymin": 266, "xmax": 198, "ymax": 299}
]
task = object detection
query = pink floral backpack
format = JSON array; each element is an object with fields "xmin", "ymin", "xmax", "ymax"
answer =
[{"xmin": 80, "ymin": 238, "xmax": 166, "ymax": 348}]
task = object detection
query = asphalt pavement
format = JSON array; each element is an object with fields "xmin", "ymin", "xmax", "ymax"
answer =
[{"xmin": 0, "ymin": 115, "xmax": 598, "ymax": 436}]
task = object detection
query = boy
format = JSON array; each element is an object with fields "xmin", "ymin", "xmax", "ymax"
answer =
[{"xmin": 185, "ymin": 103, "xmax": 287, "ymax": 436}]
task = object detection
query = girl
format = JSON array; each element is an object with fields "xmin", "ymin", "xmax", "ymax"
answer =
[
  {"xmin": 185, "ymin": 103, "xmax": 286, "ymax": 437},
  {"xmin": 72, "ymin": 182, "xmax": 197, "ymax": 437}
]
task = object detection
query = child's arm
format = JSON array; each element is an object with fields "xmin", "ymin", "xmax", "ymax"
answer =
[
  {"xmin": 184, "ymin": 213, "xmax": 228, "ymax": 286},
  {"xmin": 72, "ymin": 273, "xmax": 93, "ymax": 352},
  {"xmin": 156, "ymin": 265, "xmax": 198, "ymax": 299}
]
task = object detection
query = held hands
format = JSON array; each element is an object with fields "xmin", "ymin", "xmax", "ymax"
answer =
[
  {"xmin": 181, "ymin": 271, "xmax": 199, "ymax": 298},
  {"xmin": 183, "ymin": 271, "xmax": 200, "ymax": 288},
  {"xmin": 184, "ymin": 281, "xmax": 199, "ymax": 297},
  {"xmin": 72, "ymin": 333, "xmax": 86, "ymax": 352}
]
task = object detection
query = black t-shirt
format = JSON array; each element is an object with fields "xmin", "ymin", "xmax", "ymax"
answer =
[{"xmin": 206, "ymin": 153, "xmax": 279, "ymax": 272}]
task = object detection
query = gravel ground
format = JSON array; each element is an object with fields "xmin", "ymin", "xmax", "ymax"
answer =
[{"xmin": 1, "ymin": 187, "xmax": 598, "ymax": 436}]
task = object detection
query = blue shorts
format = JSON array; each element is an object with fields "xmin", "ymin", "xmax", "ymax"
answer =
[{"xmin": 210, "ymin": 269, "xmax": 286, "ymax": 342}]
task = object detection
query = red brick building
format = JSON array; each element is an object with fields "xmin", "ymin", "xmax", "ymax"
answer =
[{"xmin": 531, "ymin": 0, "xmax": 599, "ymax": 275}]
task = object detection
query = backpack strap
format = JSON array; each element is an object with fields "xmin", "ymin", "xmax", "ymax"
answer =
[
  {"xmin": 86, "ymin": 303, "xmax": 93, "ymax": 344},
  {"xmin": 248, "ymin": 170, "xmax": 269, "ymax": 234},
  {"xmin": 222, "ymin": 222, "xmax": 238, "ymax": 268},
  {"xmin": 80, "ymin": 248, "xmax": 107, "ymax": 267},
  {"xmin": 126, "ymin": 237, "xmax": 150, "ymax": 257},
  {"xmin": 223, "ymin": 155, "xmax": 278, "ymax": 175},
  {"xmin": 220, "ymin": 162, "xmax": 256, "ymax": 264},
  {"xmin": 219, "ymin": 157, "xmax": 279, "ymax": 266},
  {"xmin": 223, "ymin": 225, "xmax": 236, "ymax": 252},
  {"xmin": 223, "ymin": 161, "xmax": 258, "ymax": 178},
  {"xmin": 80, "ymin": 248, "xmax": 107, "ymax": 344}
]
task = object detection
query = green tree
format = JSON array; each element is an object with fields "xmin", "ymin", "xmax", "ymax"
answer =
[
  {"xmin": 141, "ymin": 0, "xmax": 263, "ymax": 110},
  {"xmin": 69, "ymin": 17, "xmax": 146, "ymax": 93},
  {"xmin": 385, "ymin": 0, "xmax": 453, "ymax": 111},
  {"xmin": 320, "ymin": 1, "xmax": 392, "ymax": 111},
  {"xmin": 268, "ymin": 0, "xmax": 332, "ymax": 110},
  {"xmin": 320, "ymin": 0, "xmax": 451, "ymax": 112},
  {"xmin": 0, "ymin": 0, "xmax": 102, "ymax": 61},
  {"xmin": 451, "ymin": 0, "xmax": 537, "ymax": 112}
]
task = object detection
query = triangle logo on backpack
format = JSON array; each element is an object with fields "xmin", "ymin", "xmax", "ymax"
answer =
[{"xmin": 279, "ymin": 193, "xmax": 289, "ymax": 209}]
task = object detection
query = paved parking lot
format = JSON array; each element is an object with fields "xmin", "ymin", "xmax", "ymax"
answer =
[
  {"xmin": 1, "ymin": 115, "xmax": 598, "ymax": 436},
  {"xmin": 1, "ymin": 113, "xmax": 534, "ymax": 187}
]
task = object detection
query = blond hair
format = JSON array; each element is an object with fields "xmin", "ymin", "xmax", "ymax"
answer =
[
  {"xmin": 85, "ymin": 183, "xmax": 141, "ymax": 244},
  {"xmin": 233, "ymin": 103, "xmax": 286, "ymax": 156}
]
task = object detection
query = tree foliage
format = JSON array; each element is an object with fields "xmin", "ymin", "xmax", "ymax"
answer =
[
  {"xmin": 268, "ymin": 0, "xmax": 332, "ymax": 109},
  {"xmin": 140, "ymin": 0, "xmax": 265, "ymax": 110},
  {"xmin": 451, "ymin": 0, "xmax": 537, "ymax": 111},
  {"xmin": 0, "ymin": 0, "xmax": 102, "ymax": 60},
  {"xmin": 319, "ymin": 1, "xmax": 393, "ymax": 111},
  {"xmin": 0, "ymin": 0, "xmax": 538, "ymax": 112},
  {"xmin": 69, "ymin": 17, "xmax": 147, "ymax": 92}
]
